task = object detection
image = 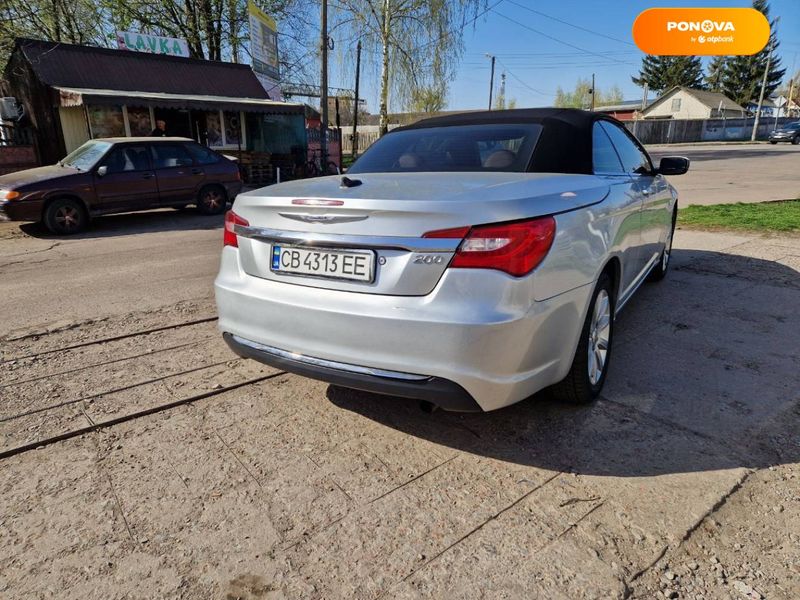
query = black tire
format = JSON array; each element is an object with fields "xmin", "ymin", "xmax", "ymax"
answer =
[
  {"xmin": 792, "ymin": 136, "xmax": 800, "ymax": 145},
  {"xmin": 648, "ymin": 208, "xmax": 677, "ymax": 282},
  {"xmin": 769, "ymin": 140, "xmax": 778, "ymax": 144},
  {"xmin": 196, "ymin": 185, "xmax": 227, "ymax": 215},
  {"xmin": 551, "ymin": 272, "xmax": 614, "ymax": 404},
  {"xmin": 43, "ymin": 197, "xmax": 88, "ymax": 235}
]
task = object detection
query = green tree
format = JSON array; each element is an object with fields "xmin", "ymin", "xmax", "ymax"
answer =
[
  {"xmin": 332, "ymin": 0, "xmax": 484, "ymax": 135},
  {"xmin": 632, "ymin": 55, "xmax": 704, "ymax": 94},
  {"xmin": 409, "ymin": 85, "xmax": 447, "ymax": 113},
  {"xmin": 719, "ymin": 0, "xmax": 784, "ymax": 106},
  {"xmin": 705, "ymin": 56, "xmax": 727, "ymax": 92},
  {"xmin": 554, "ymin": 78, "xmax": 625, "ymax": 109}
]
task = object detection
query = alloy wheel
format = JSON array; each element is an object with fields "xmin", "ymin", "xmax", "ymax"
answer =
[
  {"xmin": 203, "ymin": 189, "xmax": 223, "ymax": 211},
  {"xmin": 55, "ymin": 206, "xmax": 81, "ymax": 232},
  {"xmin": 587, "ymin": 289, "xmax": 611, "ymax": 386}
]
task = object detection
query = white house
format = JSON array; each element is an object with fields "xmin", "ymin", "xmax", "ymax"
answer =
[{"xmin": 641, "ymin": 87, "xmax": 746, "ymax": 119}]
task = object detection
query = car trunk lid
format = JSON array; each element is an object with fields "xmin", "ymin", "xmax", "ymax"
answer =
[{"xmin": 232, "ymin": 172, "xmax": 609, "ymax": 296}]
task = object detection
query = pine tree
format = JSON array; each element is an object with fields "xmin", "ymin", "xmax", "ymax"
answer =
[
  {"xmin": 632, "ymin": 55, "xmax": 704, "ymax": 93},
  {"xmin": 705, "ymin": 56, "xmax": 727, "ymax": 92},
  {"xmin": 720, "ymin": 0, "xmax": 785, "ymax": 106}
]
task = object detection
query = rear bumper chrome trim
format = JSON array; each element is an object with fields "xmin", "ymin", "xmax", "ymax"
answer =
[
  {"xmin": 230, "ymin": 334, "xmax": 429, "ymax": 381},
  {"xmin": 234, "ymin": 224, "xmax": 462, "ymax": 253}
]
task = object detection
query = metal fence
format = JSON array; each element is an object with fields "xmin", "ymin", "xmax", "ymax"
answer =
[{"xmin": 625, "ymin": 117, "xmax": 796, "ymax": 145}]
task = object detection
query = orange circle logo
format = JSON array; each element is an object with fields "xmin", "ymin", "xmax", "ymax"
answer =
[{"xmin": 632, "ymin": 8, "xmax": 770, "ymax": 56}]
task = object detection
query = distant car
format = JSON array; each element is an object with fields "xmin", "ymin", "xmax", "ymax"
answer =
[
  {"xmin": 215, "ymin": 108, "xmax": 689, "ymax": 412},
  {"xmin": 0, "ymin": 137, "xmax": 242, "ymax": 234},
  {"xmin": 768, "ymin": 122, "xmax": 800, "ymax": 144}
]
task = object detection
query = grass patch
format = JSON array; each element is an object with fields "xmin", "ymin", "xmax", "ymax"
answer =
[{"xmin": 678, "ymin": 200, "xmax": 800, "ymax": 232}]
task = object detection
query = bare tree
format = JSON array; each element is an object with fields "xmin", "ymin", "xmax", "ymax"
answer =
[{"xmin": 332, "ymin": 0, "xmax": 485, "ymax": 135}]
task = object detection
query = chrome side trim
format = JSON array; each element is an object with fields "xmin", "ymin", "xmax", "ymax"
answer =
[
  {"xmin": 230, "ymin": 334, "xmax": 431, "ymax": 382},
  {"xmin": 234, "ymin": 224, "xmax": 461, "ymax": 252}
]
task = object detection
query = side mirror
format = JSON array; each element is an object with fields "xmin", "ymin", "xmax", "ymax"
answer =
[
  {"xmin": 96, "ymin": 165, "xmax": 108, "ymax": 177},
  {"xmin": 657, "ymin": 156, "xmax": 690, "ymax": 176}
]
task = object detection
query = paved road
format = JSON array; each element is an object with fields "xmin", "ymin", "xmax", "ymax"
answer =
[
  {"xmin": 0, "ymin": 213, "xmax": 798, "ymax": 598},
  {"xmin": 646, "ymin": 142, "xmax": 800, "ymax": 206}
]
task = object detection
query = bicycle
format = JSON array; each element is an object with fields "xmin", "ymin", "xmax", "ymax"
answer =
[{"xmin": 306, "ymin": 148, "xmax": 340, "ymax": 177}]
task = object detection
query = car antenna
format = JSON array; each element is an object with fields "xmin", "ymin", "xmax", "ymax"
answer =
[{"xmin": 340, "ymin": 176, "xmax": 362, "ymax": 188}]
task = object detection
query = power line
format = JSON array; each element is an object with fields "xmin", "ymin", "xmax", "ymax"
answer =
[
  {"xmin": 491, "ymin": 10, "xmax": 636, "ymax": 66},
  {"xmin": 505, "ymin": 0, "xmax": 636, "ymax": 46},
  {"xmin": 495, "ymin": 58, "xmax": 553, "ymax": 98}
]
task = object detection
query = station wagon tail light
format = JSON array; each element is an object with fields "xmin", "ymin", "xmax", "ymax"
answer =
[
  {"xmin": 424, "ymin": 217, "xmax": 556, "ymax": 277},
  {"xmin": 223, "ymin": 210, "xmax": 249, "ymax": 248}
]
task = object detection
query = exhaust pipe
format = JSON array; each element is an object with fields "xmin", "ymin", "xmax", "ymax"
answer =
[{"xmin": 419, "ymin": 400, "xmax": 439, "ymax": 414}]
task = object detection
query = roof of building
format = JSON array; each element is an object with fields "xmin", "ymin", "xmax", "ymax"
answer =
[
  {"xmin": 594, "ymin": 99, "xmax": 654, "ymax": 112},
  {"xmin": 394, "ymin": 108, "xmax": 624, "ymax": 175},
  {"xmin": 10, "ymin": 38, "xmax": 270, "ymax": 100},
  {"xmin": 643, "ymin": 86, "xmax": 745, "ymax": 114}
]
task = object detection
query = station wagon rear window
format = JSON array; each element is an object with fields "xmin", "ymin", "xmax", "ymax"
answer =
[{"xmin": 348, "ymin": 124, "xmax": 543, "ymax": 173}]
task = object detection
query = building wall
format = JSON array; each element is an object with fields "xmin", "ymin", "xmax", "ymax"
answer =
[
  {"xmin": 645, "ymin": 92, "xmax": 713, "ymax": 120},
  {"xmin": 59, "ymin": 107, "xmax": 90, "ymax": 154},
  {"xmin": 4, "ymin": 48, "xmax": 66, "ymax": 164}
]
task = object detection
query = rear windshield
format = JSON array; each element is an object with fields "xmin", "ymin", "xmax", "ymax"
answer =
[{"xmin": 348, "ymin": 124, "xmax": 543, "ymax": 174}]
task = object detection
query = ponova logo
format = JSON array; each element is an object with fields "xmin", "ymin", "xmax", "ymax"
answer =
[
  {"xmin": 633, "ymin": 7, "xmax": 769, "ymax": 56},
  {"xmin": 666, "ymin": 20, "xmax": 736, "ymax": 33}
]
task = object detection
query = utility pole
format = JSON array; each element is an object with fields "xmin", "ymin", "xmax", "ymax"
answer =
[
  {"xmin": 351, "ymin": 40, "xmax": 362, "ymax": 159},
  {"xmin": 487, "ymin": 54, "xmax": 496, "ymax": 110},
  {"xmin": 320, "ymin": 0, "xmax": 329, "ymax": 168},
  {"xmin": 641, "ymin": 82, "xmax": 648, "ymax": 112},
  {"xmin": 498, "ymin": 72, "xmax": 506, "ymax": 110},
  {"xmin": 789, "ymin": 78, "xmax": 796, "ymax": 118},
  {"xmin": 751, "ymin": 38, "xmax": 774, "ymax": 141},
  {"xmin": 590, "ymin": 73, "xmax": 596, "ymax": 111}
]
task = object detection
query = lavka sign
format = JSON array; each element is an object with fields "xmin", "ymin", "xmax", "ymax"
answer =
[{"xmin": 117, "ymin": 31, "xmax": 190, "ymax": 58}]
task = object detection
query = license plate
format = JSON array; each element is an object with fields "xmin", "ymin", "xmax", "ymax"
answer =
[{"xmin": 270, "ymin": 245, "xmax": 375, "ymax": 282}]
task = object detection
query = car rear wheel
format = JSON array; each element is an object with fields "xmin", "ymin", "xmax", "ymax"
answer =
[
  {"xmin": 43, "ymin": 198, "xmax": 88, "ymax": 235},
  {"xmin": 792, "ymin": 136, "xmax": 800, "ymax": 145},
  {"xmin": 770, "ymin": 140, "xmax": 778, "ymax": 144},
  {"xmin": 196, "ymin": 185, "xmax": 227, "ymax": 215},
  {"xmin": 551, "ymin": 272, "xmax": 614, "ymax": 404}
]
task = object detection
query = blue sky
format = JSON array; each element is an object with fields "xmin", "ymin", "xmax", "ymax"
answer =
[{"xmin": 329, "ymin": 0, "xmax": 800, "ymax": 112}]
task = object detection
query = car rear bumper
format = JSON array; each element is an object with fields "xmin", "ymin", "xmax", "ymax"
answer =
[
  {"xmin": 223, "ymin": 332, "xmax": 481, "ymax": 411},
  {"xmin": 215, "ymin": 247, "xmax": 592, "ymax": 411}
]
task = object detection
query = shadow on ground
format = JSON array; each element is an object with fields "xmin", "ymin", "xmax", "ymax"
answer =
[
  {"xmin": 327, "ymin": 248, "xmax": 800, "ymax": 478},
  {"xmin": 17, "ymin": 206, "xmax": 226, "ymax": 240}
]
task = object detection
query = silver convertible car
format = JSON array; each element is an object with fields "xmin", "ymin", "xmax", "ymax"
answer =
[{"xmin": 215, "ymin": 108, "xmax": 688, "ymax": 412}]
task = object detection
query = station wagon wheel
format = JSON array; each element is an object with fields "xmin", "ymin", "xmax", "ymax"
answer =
[
  {"xmin": 196, "ymin": 185, "xmax": 227, "ymax": 215},
  {"xmin": 551, "ymin": 272, "xmax": 614, "ymax": 404},
  {"xmin": 43, "ymin": 198, "xmax": 88, "ymax": 235}
]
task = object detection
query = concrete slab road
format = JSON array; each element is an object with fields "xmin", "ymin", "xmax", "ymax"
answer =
[
  {"xmin": 0, "ymin": 213, "xmax": 798, "ymax": 599},
  {"xmin": 647, "ymin": 143, "xmax": 800, "ymax": 206}
]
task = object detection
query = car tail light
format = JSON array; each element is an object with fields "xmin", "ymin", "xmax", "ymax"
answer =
[
  {"xmin": 224, "ymin": 210, "xmax": 249, "ymax": 248},
  {"xmin": 424, "ymin": 217, "xmax": 556, "ymax": 276}
]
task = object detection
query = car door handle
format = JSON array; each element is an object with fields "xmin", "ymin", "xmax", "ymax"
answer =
[
  {"xmin": 191, "ymin": 169, "xmax": 203, "ymax": 175},
  {"xmin": 142, "ymin": 173, "xmax": 155, "ymax": 179}
]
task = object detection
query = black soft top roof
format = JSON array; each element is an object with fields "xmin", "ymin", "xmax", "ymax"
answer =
[{"xmin": 394, "ymin": 108, "xmax": 621, "ymax": 175}]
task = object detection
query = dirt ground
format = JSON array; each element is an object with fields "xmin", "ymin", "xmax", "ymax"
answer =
[{"xmin": 0, "ymin": 213, "xmax": 798, "ymax": 599}]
